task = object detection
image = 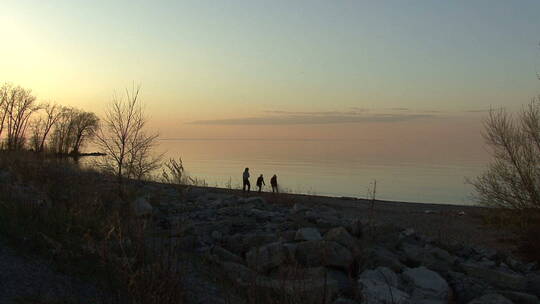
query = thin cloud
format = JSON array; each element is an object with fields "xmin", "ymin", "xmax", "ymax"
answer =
[
  {"xmin": 264, "ymin": 110, "xmax": 350, "ymax": 116},
  {"xmin": 189, "ymin": 113, "xmax": 435, "ymax": 125},
  {"xmin": 388, "ymin": 107, "xmax": 410, "ymax": 111},
  {"xmin": 421, "ymin": 110, "xmax": 445, "ymax": 113},
  {"xmin": 462, "ymin": 109, "xmax": 490, "ymax": 113}
]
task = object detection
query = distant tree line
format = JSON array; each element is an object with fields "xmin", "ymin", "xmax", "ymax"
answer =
[
  {"xmin": 0, "ymin": 82, "xmax": 163, "ymax": 185},
  {"xmin": 0, "ymin": 83, "xmax": 99, "ymax": 155}
]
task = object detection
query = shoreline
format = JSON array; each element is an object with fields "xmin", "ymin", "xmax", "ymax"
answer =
[
  {"xmin": 173, "ymin": 184, "xmax": 514, "ymax": 255},
  {"xmin": 188, "ymin": 184, "xmax": 483, "ymax": 210}
]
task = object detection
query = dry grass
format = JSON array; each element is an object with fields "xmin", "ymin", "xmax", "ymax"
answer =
[{"xmin": 0, "ymin": 151, "xmax": 184, "ymax": 304}]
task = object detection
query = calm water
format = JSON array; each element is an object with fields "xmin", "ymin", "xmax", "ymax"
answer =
[{"xmin": 154, "ymin": 139, "xmax": 488, "ymax": 205}]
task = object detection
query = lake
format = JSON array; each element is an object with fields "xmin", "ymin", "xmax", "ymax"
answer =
[{"xmin": 155, "ymin": 138, "xmax": 489, "ymax": 205}]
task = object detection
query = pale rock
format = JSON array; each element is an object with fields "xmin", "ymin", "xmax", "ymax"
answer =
[
  {"xmin": 295, "ymin": 227, "xmax": 323, "ymax": 241},
  {"xmin": 402, "ymin": 267, "xmax": 450, "ymax": 300},
  {"xmin": 468, "ymin": 293, "xmax": 514, "ymax": 304},
  {"xmin": 132, "ymin": 197, "xmax": 153, "ymax": 217}
]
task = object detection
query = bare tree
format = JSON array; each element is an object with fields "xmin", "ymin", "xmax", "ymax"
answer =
[
  {"xmin": 50, "ymin": 107, "xmax": 77, "ymax": 154},
  {"xmin": 36, "ymin": 103, "xmax": 64, "ymax": 152},
  {"xmin": 95, "ymin": 86, "xmax": 160, "ymax": 184},
  {"xmin": 0, "ymin": 84, "xmax": 39, "ymax": 150},
  {"xmin": 29, "ymin": 117, "xmax": 45, "ymax": 151},
  {"xmin": 70, "ymin": 111, "xmax": 99, "ymax": 155},
  {"xmin": 0, "ymin": 84, "xmax": 12, "ymax": 142},
  {"xmin": 470, "ymin": 99, "xmax": 540, "ymax": 211}
]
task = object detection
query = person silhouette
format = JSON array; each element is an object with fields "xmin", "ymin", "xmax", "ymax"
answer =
[
  {"xmin": 242, "ymin": 168, "xmax": 250, "ymax": 193},
  {"xmin": 256, "ymin": 174, "xmax": 265, "ymax": 193},
  {"xmin": 270, "ymin": 174, "xmax": 278, "ymax": 193}
]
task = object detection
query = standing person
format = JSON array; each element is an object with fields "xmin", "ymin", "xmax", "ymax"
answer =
[
  {"xmin": 256, "ymin": 174, "xmax": 265, "ymax": 193},
  {"xmin": 270, "ymin": 174, "xmax": 278, "ymax": 193},
  {"xmin": 242, "ymin": 168, "xmax": 251, "ymax": 193}
]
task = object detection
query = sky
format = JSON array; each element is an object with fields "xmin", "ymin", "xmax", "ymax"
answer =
[{"xmin": 1, "ymin": 0, "xmax": 539, "ymax": 146}]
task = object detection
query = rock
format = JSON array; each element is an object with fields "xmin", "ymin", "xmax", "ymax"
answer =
[
  {"xmin": 256, "ymin": 268, "xmax": 350, "ymax": 304},
  {"xmin": 325, "ymin": 227, "xmax": 360, "ymax": 253},
  {"xmin": 185, "ymin": 187, "xmax": 207, "ymax": 201},
  {"xmin": 499, "ymin": 290, "xmax": 539, "ymax": 304},
  {"xmin": 400, "ymin": 228, "xmax": 416, "ymax": 238},
  {"xmin": 473, "ymin": 246, "xmax": 498, "ymax": 260},
  {"xmin": 291, "ymin": 203, "xmax": 310, "ymax": 214},
  {"xmin": 332, "ymin": 298, "xmax": 358, "ymax": 304},
  {"xmin": 174, "ymin": 235, "xmax": 198, "ymax": 250},
  {"xmin": 210, "ymin": 246, "xmax": 244, "ymax": 264},
  {"xmin": 347, "ymin": 219, "xmax": 364, "ymax": 238},
  {"xmin": 283, "ymin": 243, "xmax": 297, "ymax": 260},
  {"xmin": 402, "ymin": 267, "xmax": 450, "ymax": 300},
  {"xmin": 304, "ymin": 211, "xmax": 322, "ymax": 223},
  {"xmin": 132, "ymin": 197, "xmax": 153, "ymax": 217},
  {"xmin": 0, "ymin": 170, "xmax": 11, "ymax": 183},
  {"xmin": 399, "ymin": 243, "xmax": 457, "ymax": 272},
  {"xmin": 467, "ymin": 293, "xmax": 514, "ymax": 304},
  {"xmin": 461, "ymin": 262, "xmax": 528, "ymax": 290},
  {"xmin": 399, "ymin": 242, "xmax": 426, "ymax": 268},
  {"xmin": 250, "ymin": 209, "xmax": 280, "ymax": 222},
  {"xmin": 224, "ymin": 233, "xmax": 277, "ymax": 255},
  {"xmin": 279, "ymin": 230, "xmax": 297, "ymax": 242},
  {"xmin": 241, "ymin": 196, "xmax": 266, "ymax": 205},
  {"xmin": 295, "ymin": 240, "xmax": 353, "ymax": 270},
  {"xmin": 447, "ymin": 271, "xmax": 494, "ymax": 303},
  {"xmin": 370, "ymin": 246, "xmax": 406, "ymax": 272},
  {"xmin": 358, "ymin": 277, "xmax": 411, "ymax": 304},
  {"xmin": 246, "ymin": 242, "xmax": 286, "ymax": 273},
  {"xmin": 425, "ymin": 246, "xmax": 457, "ymax": 271},
  {"xmin": 211, "ymin": 230, "xmax": 223, "ymax": 241},
  {"xmin": 315, "ymin": 216, "xmax": 345, "ymax": 229},
  {"xmin": 222, "ymin": 262, "xmax": 256, "ymax": 284},
  {"xmin": 527, "ymin": 273, "xmax": 540, "ymax": 297},
  {"xmin": 359, "ymin": 267, "xmax": 399, "ymax": 288},
  {"xmin": 295, "ymin": 227, "xmax": 323, "ymax": 241}
]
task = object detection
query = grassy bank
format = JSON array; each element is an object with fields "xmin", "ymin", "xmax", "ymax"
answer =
[{"xmin": 0, "ymin": 151, "xmax": 183, "ymax": 304}]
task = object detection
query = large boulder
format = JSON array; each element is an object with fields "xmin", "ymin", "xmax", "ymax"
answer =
[
  {"xmin": 246, "ymin": 242, "xmax": 286, "ymax": 273},
  {"xmin": 224, "ymin": 233, "xmax": 277, "ymax": 255},
  {"xmin": 325, "ymin": 227, "xmax": 360, "ymax": 253},
  {"xmin": 239, "ymin": 196, "xmax": 266, "ymax": 205},
  {"xmin": 369, "ymin": 246, "xmax": 406, "ymax": 272},
  {"xmin": 222, "ymin": 262, "xmax": 256, "ymax": 285},
  {"xmin": 527, "ymin": 273, "xmax": 540, "ymax": 297},
  {"xmin": 295, "ymin": 227, "xmax": 323, "ymax": 241},
  {"xmin": 359, "ymin": 267, "xmax": 399, "ymax": 288},
  {"xmin": 399, "ymin": 242, "xmax": 424, "ymax": 266},
  {"xmin": 402, "ymin": 267, "xmax": 450, "ymax": 301},
  {"xmin": 250, "ymin": 209, "xmax": 281, "ymax": 222},
  {"xmin": 499, "ymin": 291, "xmax": 539, "ymax": 304},
  {"xmin": 399, "ymin": 243, "xmax": 458, "ymax": 272},
  {"xmin": 358, "ymin": 276, "xmax": 411, "ymax": 304},
  {"xmin": 279, "ymin": 230, "xmax": 297, "ymax": 242},
  {"xmin": 185, "ymin": 187, "xmax": 207, "ymax": 201},
  {"xmin": 332, "ymin": 298, "xmax": 358, "ymax": 304},
  {"xmin": 132, "ymin": 197, "xmax": 153, "ymax": 217},
  {"xmin": 295, "ymin": 240, "xmax": 353, "ymax": 270},
  {"xmin": 447, "ymin": 271, "xmax": 494, "ymax": 303},
  {"xmin": 210, "ymin": 246, "xmax": 244, "ymax": 264},
  {"xmin": 0, "ymin": 170, "xmax": 11, "ymax": 184},
  {"xmin": 461, "ymin": 262, "xmax": 528, "ymax": 290},
  {"xmin": 291, "ymin": 203, "xmax": 310, "ymax": 214},
  {"xmin": 256, "ymin": 268, "xmax": 351, "ymax": 304},
  {"xmin": 425, "ymin": 246, "xmax": 457, "ymax": 271},
  {"xmin": 467, "ymin": 293, "xmax": 514, "ymax": 304}
]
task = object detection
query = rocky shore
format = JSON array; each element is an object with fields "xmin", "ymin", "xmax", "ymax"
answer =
[{"xmin": 133, "ymin": 183, "xmax": 540, "ymax": 304}]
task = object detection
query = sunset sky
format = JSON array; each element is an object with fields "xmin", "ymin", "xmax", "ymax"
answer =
[{"xmin": 1, "ymin": 1, "xmax": 539, "ymax": 145}]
